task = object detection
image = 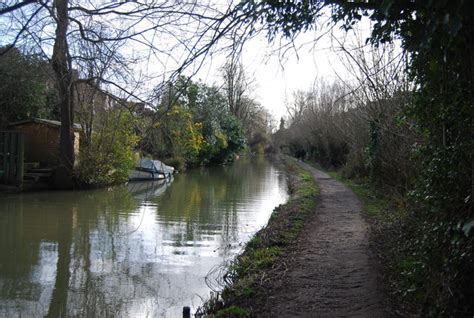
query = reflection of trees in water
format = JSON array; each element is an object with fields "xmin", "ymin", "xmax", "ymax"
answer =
[
  {"xmin": 0, "ymin": 195, "xmax": 75, "ymax": 317},
  {"xmin": 153, "ymin": 161, "xmax": 262, "ymax": 243},
  {"xmin": 63, "ymin": 188, "xmax": 160, "ymax": 316},
  {"xmin": 0, "ymin": 156, "xmax": 286, "ymax": 317},
  {"xmin": 151, "ymin": 156, "xmax": 284, "ymax": 259},
  {"xmin": 0, "ymin": 188, "xmax": 140, "ymax": 317},
  {"xmin": 155, "ymin": 157, "xmax": 272, "ymax": 221}
]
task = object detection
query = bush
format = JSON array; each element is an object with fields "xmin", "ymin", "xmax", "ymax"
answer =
[
  {"xmin": 164, "ymin": 156, "xmax": 185, "ymax": 172},
  {"xmin": 75, "ymin": 110, "xmax": 138, "ymax": 187}
]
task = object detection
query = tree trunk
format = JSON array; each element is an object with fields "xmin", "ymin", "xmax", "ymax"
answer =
[{"xmin": 52, "ymin": 0, "xmax": 74, "ymax": 176}]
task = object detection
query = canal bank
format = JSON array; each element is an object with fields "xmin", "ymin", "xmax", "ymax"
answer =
[
  {"xmin": 196, "ymin": 156, "xmax": 319, "ymax": 317},
  {"xmin": 198, "ymin": 157, "xmax": 390, "ymax": 317}
]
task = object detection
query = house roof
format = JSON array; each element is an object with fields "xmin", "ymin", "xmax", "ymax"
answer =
[{"xmin": 8, "ymin": 118, "xmax": 82, "ymax": 130}]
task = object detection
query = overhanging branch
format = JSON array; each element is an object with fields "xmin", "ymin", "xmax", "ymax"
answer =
[{"xmin": 0, "ymin": 0, "xmax": 38, "ymax": 15}]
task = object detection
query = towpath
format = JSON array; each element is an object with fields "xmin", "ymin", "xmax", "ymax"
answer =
[{"xmin": 254, "ymin": 160, "xmax": 390, "ymax": 317}]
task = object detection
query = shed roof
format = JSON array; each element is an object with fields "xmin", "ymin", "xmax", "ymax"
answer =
[{"xmin": 8, "ymin": 118, "xmax": 82, "ymax": 130}]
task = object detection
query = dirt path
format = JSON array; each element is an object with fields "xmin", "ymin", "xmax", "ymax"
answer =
[{"xmin": 254, "ymin": 161, "xmax": 389, "ymax": 317}]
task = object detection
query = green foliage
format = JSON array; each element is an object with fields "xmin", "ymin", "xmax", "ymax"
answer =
[
  {"xmin": 188, "ymin": 80, "xmax": 246, "ymax": 164},
  {"xmin": 214, "ymin": 305, "xmax": 248, "ymax": 318},
  {"xmin": 166, "ymin": 105, "xmax": 204, "ymax": 164},
  {"xmin": 0, "ymin": 47, "xmax": 57, "ymax": 127},
  {"xmin": 146, "ymin": 105, "xmax": 204, "ymax": 168},
  {"xmin": 238, "ymin": 1, "xmax": 321, "ymax": 40},
  {"xmin": 149, "ymin": 78, "xmax": 246, "ymax": 166},
  {"xmin": 163, "ymin": 156, "xmax": 185, "ymax": 173},
  {"xmin": 247, "ymin": 1, "xmax": 474, "ymax": 314},
  {"xmin": 75, "ymin": 110, "xmax": 138, "ymax": 187},
  {"xmin": 208, "ymin": 115, "xmax": 246, "ymax": 164},
  {"xmin": 393, "ymin": 4, "xmax": 474, "ymax": 314}
]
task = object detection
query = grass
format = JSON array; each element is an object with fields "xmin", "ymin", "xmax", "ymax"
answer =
[
  {"xmin": 214, "ymin": 306, "xmax": 248, "ymax": 318},
  {"xmin": 197, "ymin": 157, "xmax": 319, "ymax": 317}
]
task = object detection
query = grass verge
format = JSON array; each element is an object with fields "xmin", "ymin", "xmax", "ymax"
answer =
[{"xmin": 196, "ymin": 157, "xmax": 319, "ymax": 317}]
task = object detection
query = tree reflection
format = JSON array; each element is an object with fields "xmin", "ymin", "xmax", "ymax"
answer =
[
  {"xmin": 0, "ymin": 156, "xmax": 287, "ymax": 317},
  {"xmin": 0, "ymin": 187, "xmax": 139, "ymax": 317},
  {"xmin": 46, "ymin": 207, "xmax": 73, "ymax": 318}
]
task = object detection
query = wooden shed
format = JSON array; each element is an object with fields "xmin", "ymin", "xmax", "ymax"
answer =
[{"xmin": 8, "ymin": 118, "xmax": 81, "ymax": 166}]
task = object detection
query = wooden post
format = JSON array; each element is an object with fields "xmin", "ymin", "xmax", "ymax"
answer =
[
  {"xmin": 183, "ymin": 306, "xmax": 191, "ymax": 318},
  {"xmin": 8, "ymin": 132, "xmax": 16, "ymax": 183},
  {"xmin": 4, "ymin": 132, "xmax": 10, "ymax": 183},
  {"xmin": 0, "ymin": 132, "xmax": 24, "ymax": 186},
  {"xmin": 0, "ymin": 132, "xmax": 6, "ymax": 183},
  {"xmin": 16, "ymin": 134, "xmax": 24, "ymax": 186}
]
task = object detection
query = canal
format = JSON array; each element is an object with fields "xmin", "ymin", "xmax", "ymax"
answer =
[{"xmin": 0, "ymin": 156, "xmax": 288, "ymax": 317}]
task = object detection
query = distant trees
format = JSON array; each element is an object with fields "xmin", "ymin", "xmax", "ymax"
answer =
[
  {"xmin": 221, "ymin": 56, "xmax": 274, "ymax": 153},
  {"xmin": 139, "ymin": 78, "xmax": 246, "ymax": 170},
  {"xmin": 185, "ymin": 80, "xmax": 246, "ymax": 163},
  {"xmin": 222, "ymin": 55, "xmax": 251, "ymax": 120},
  {"xmin": 138, "ymin": 66, "xmax": 272, "ymax": 170},
  {"xmin": 244, "ymin": 101, "xmax": 273, "ymax": 153},
  {"xmin": 0, "ymin": 47, "xmax": 57, "ymax": 128}
]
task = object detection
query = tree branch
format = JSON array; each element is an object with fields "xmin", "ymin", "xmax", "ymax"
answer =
[{"xmin": 0, "ymin": 0, "xmax": 37, "ymax": 15}]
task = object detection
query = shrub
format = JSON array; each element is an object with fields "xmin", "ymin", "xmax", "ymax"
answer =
[{"xmin": 75, "ymin": 110, "xmax": 138, "ymax": 187}]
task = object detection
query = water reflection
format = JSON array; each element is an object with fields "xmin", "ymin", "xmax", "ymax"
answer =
[{"xmin": 0, "ymin": 156, "xmax": 288, "ymax": 317}]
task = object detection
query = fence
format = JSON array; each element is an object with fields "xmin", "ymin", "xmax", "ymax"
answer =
[{"xmin": 0, "ymin": 131, "xmax": 24, "ymax": 186}]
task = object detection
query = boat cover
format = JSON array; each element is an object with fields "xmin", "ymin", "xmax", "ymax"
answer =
[{"xmin": 137, "ymin": 159, "xmax": 174, "ymax": 175}]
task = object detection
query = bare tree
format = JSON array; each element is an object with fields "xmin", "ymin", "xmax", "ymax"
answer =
[
  {"xmin": 1, "ymin": 0, "xmax": 255, "ymax": 186},
  {"xmin": 285, "ymin": 89, "xmax": 310, "ymax": 125},
  {"xmin": 334, "ymin": 37, "xmax": 415, "ymax": 190},
  {"xmin": 221, "ymin": 54, "xmax": 254, "ymax": 120}
]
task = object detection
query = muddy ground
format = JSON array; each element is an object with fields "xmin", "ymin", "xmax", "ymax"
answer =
[{"xmin": 247, "ymin": 160, "xmax": 392, "ymax": 317}]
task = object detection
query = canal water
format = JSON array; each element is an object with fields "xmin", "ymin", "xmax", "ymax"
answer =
[{"xmin": 0, "ymin": 156, "xmax": 288, "ymax": 317}]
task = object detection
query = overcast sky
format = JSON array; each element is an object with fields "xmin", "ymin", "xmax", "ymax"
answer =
[{"xmin": 193, "ymin": 18, "xmax": 373, "ymax": 122}]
